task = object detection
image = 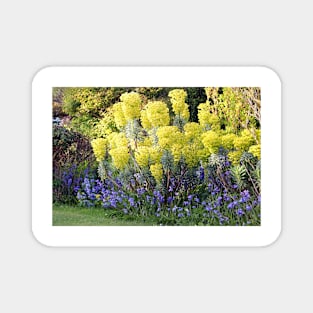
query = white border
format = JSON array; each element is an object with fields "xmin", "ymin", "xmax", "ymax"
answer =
[{"xmin": 32, "ymin": 66, "xmax": 281, "ymax": 247}]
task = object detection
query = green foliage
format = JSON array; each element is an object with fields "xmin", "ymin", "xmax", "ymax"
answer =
[{"xmin": 231, "ymin": 165, "xmax": 246, "ymax": 190}]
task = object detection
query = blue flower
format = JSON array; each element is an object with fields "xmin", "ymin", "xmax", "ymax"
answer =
[
  {"xmin": 199, "ymin": 166, "xmax": 204, "ymax": 181},
  {"xmin": 246, "ymin": 205, "xmax": 252, "ymax": 211},
  {"xmin": 237, "ymin": 208, "xmax": 245, "ymax": 216},
  {"xmin": 239, "ymin": 190, "xmax": 250, "ymax": 203},
  {"xmin": 178, "ymin": 213, "xmax": 184, "ymax": 218},
  {"xmin": 205, "ymin": 205, "xmax": 212, "ymax": 212},
  {"xmin": 128, "ymin": 197, "xmax": 135, "ymax": 207},
  {"xmin": 227, "ymin": 201, "xmax": 238, "ymax": 209}
]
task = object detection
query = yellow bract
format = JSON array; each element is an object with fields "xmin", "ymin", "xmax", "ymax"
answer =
[
  {"xmin": 198, "ymin": 102, "xmax": 220, "ymax": 130},
  {"xmin": 120, "ymin": 92, "xmax": 142, "ymax": 121},
  {"xmin": 169, "ymin": 89, "xmax": 189, "ymax": 120},
  {"xmin": 141, "ymin": 101, "xmax": 170, "ymax": 129},
  {"xmin": 107, "ymin": 132, "xmax": 128, "ymax": 149},
  {"xmin": 135, "ymin": 146, "xmax": 150, "ymax": 168},
  {"xmin": 91, "ymin": 138, "xmax": 107, "ymax": 162},
  {"xmin": 249, "ymin": 144, "xmax": 261, "ymax": 159},
  {"xmin": 233, "ymin": 129, "xmax": 255, "ymax": 151},
  {"xmin": 150, "ymin": 163, "xmax": 163, "ymax": 183},
  {"xmin": 135, "ymin": 146, "xmax": 162, "ymax": 167},
  {"xmin": 109, "ymin": 147, "xmax": 129, "ymax": 170},
  {"xmin": 112, "ymin": 102, "xmax": 127, "ymax": 129},
  {"xmin": 221, "ymin": 133, "xmax": 236, "ymax": 150},
  {"xmin": 201, "ymin": 131, "xmax": 221, "ymax": 156},
  {"xmin": 156, "ymin": 126, "xmax": 183, "ymax": 150},
  {"xmin": 184, "ymin": 122, "xmax": 202, "ymax": 143}
]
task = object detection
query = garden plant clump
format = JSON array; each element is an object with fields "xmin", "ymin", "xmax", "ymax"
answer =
[{"xmin": 53, "ymin": 87, "xmax": 261, "ymax": 226}]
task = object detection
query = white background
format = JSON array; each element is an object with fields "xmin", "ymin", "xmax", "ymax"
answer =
[{"xmin": 0, "ymin": 1, "xmax": 311, "ymax": 312}]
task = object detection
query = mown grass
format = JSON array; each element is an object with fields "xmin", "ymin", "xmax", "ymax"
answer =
[{"xmin": 53, "ymin": 204, "xmax": 159, "ymax": 226}]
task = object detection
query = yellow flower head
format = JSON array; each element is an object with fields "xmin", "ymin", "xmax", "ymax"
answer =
[
  {"xmin": 228, "ymin": 150, "xmax": 242, "ymax": 165},
  {"xmin": 150, "ymin": 163, "xmax": 163, "ymax": 183},
  {"xmin": 91, "ymin": 138, "xmax": 108, "ymax": 162},
  {"xmin": 233, "ymin": 129, "xmax": 255, "ymax": 151},
  {"xmin": 198, "ymin": 102, "xmax": 220, "ymax": 131},
  {"xmin": 141, "ymin": 101, "xmax": 170, "ymax": 129},
  {"xmin": 135, "ymin": 146, "xmax": 162, "ymax": 168},
  {"xmin": 182, "ymin": 143, "xmax": 202, "ymax": 167},
  {"xmin": 156, "ymin": 126, "xmax": 183, "ymax": 149},
  {"xmin": 201, "ymin": 130, "xmax": 221, "ymax": 156},
  {"xmin": 184, "ymin": 122, "xmax": 202, "ymax": 143},
  {"xmin": 135, "ymin": 146, "xmax": 150, "ymax": 168},
  {"xmin": 221, "ymin": 133, "xmax": 236, "ymax": 150},
  {"xmin": 107, "ymin": 132, "xmax": 128, "ymax": 149},
  {"xmin": 169, "ymin": 89, "xmax": 189, "ymax": 120},
  {"xmin": 249, "ymin": 144, "xmax": 261, "ymax": 159},
  {"xmin": 112, "ymin": 102, "xmax": 127, "ymax": 129},
  {"xmin": 109, "ymin": 147, "xmax": 129, "ymax": 170},
  {"xmin": 120, "ymin": 92, "xmax": 142, "ymax": 121}
]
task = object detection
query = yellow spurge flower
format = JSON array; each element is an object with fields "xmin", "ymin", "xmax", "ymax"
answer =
[
  {"xmin": 228, "ymin": 150, "xmax": 242, "ymax": 165},
  {"xmin": 140, "ymin": 109, "xmax": 152, "ymax": 130},
  {"xmin": 120, "ymin": 92, "xmax": 142, "ymax": 121},
  {"xmin": 201, "ymin": 130, "xmax": 221, "ymax": 155},
  {"xmin": 182, "ymin": 143, "xmax": 201, "ymax": 167},
  {"xmin": 138, "ymin": 136, "xmax": 153, "ymax": 148},
  {"xmin": 221, "ymin": 133, "xmax": 236, "ymax": 150},
  {"xmin": 198, "ymin": 102, "xmax": 220, "ymax": 131},
  {"xmin": 156, "ymin": 126, "xmax": 183, "ymax": 149},
  {"xmin": 184, "ymin": 122, "xmax": 202, "ymax": 143},
  {"xmin": 141, "ymin": 101, "xmax": 170, "ymax": 129},
  {"xmin": 169, "ymin": 89, "xmax": 189, "ymax": 120},
  {"xmin": 112, "ymin": 102, "xmax": 127, "ymax": 129},
  {"xmin": 233, "ymin": 129, "xmax": 255, "ymax": 151},
  {"xmin": 181, "ymin": 107, "xmax": 190, "ymax": 120},
  {"xmin": 249, "ymin": 144, "xmax": 261, "ymax": 159},
  {"xmin": 150, "ymin": 163, "xmax": 163, "ymax": 183},
  {"xmin": 149, "ymin": 147, "xmax": 162, "ymax": 164},
  {"xmin": 171, "ymin": 143, "xmax": 184, "ymax": 164},
  {"xmin": 109, "ymin": 147, "xmax": 129, "ymax": 170},
  {"xmin": 135, "ymin": 146, "xmax": 162, "ymax": 168},
  {"xmin": 135, "ymin": 146, "xmax": 150, "ymax": 168},
  {"xmin": 91, "ymin": 138, "xmax": 107, "ymax": 162},
  {"xmin": 107, "ymin": 132, "xmax": 128, "ymax": 149}
]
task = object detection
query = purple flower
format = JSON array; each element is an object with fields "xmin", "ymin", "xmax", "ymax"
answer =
[
  {"xmin": 227, "ymin": 201, "xmax": 238, "ymax": 209},
  {"xmin": 128, "ymin": 197, "xmax": 135, "ymax": 207},
  {"xmin": 237, "ymin": 208, "xmax": 245, "ymax": 216},
  {"xmin": 246, "ymin": 205, "xmax": 252, "ymax": 211},
  {"xmin": 123, "ymin": 208, "xmax": 128, "ymax": 214},
  {"xmin": 178, "ymin": 213, "xmax": 184, "ymax": 218},
  {"xmin": 205, "ymin": 205, "xmax": 212, "ymax": 212},
  {"xmin": 199, "ymin": 166, "xmax": 204, "ymax": 181},
  {"xmin": 239, "ymin": 190, "xmax": 250, "ymax": 203}
]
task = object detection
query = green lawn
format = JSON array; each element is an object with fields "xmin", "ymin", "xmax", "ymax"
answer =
[{"xmin": 53, "ymin": 204, "xmax": 158, "ymax": 226}]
